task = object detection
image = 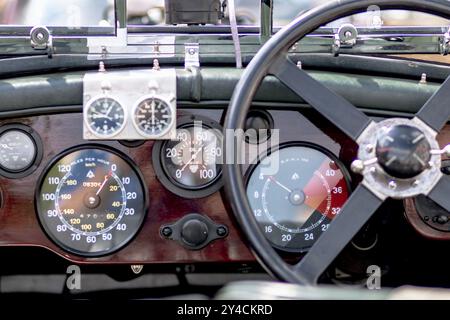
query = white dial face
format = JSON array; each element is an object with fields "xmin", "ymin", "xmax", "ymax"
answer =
[
  {"xmin": 133, "ymin": 97, "xmax": 174, "ymax": 137},
  {"xmin": 86, "ymin": 97, "xmax": 126, "ymax": 138},
  {"xmin": 0, "ymin": 130, "xmax": 36, "ymax": 172}
]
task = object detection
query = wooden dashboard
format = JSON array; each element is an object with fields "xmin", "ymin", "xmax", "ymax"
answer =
[{"xmin": 0, "ymin": 110, "xmax": 447, "ymax": 264}]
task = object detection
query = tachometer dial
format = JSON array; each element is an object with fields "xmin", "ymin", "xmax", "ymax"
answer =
[
  {"xmin": 246, "ymin": 144, "xmax": 350, "ymax": 253},
  {"xmin": 85, "ymin": 97, "xmax": 126, "ymax": 138},
  {"xmin": 36, "ymin": 147, "xmax": 147, "ymax": 256},
  {"xmin": 133, "ymin": 96, "xmax": 175, "ymax": 137}
]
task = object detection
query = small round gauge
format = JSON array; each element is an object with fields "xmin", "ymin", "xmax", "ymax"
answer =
[
  {"xmin": 153, "ymin": 118, "xmax": 223, "ymax": 198},
  {"xmin": 36, "ymin": 147, "xmax": 147, "ymax": 256},
  {"xmin": 246, "ymin": 144, "xmax": 350, "ymax": 253},
  {"xmin": 0, "ymin": 130, "xmax": 36, "ymax": 172},
  {"xmin": 85, "ymin": 96, "xmax": 126, "ymax": 138},
  {"xmin": 133, "ymin": 96, "xmax": 174, "ymax": 137},
  {"xmin": 0, "ymin": 124, "xmax": 42, "ymax": 178}
]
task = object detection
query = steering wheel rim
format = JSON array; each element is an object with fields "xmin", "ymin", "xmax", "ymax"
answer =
[{"xmin": 223, "ymin": 0, "xmax": 450, "ymax": 285}]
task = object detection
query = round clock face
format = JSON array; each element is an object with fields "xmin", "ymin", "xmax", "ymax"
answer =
[
  {"xmin": 85, "ymin": 97, "xmax": 126, "ymax": 138},
  {"xmin": 133, "ymin": 96, "xmax": 174, "ymax": 137}
]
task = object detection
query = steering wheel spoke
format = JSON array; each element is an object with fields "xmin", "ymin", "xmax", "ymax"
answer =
[
  {"xmin": 271, "ymin": 57, "xmax": 372, "ymax": 142},
  {"xmin": 427, "ymin": 175, "xmax": 450, "ymax": 212},
  {"xmin": 293, "ymin": 185, "xmax": 383, "ymax": 285},
  {"xmin": 416, "ymin": 76, "xmax": 450, "ymax": 132}
]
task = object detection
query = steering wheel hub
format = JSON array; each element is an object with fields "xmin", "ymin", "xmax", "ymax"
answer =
[
  {"xmin": 355, "ymin": 118, "xmax": 442, "ymax": 200},
  {"xmin": 376, "ymin": 124, "xmax": 431, "ymax": 179}
]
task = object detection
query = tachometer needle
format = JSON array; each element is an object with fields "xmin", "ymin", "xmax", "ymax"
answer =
[
  {"xmin": 268, "ymin": 176, "xmax": 292, "ymax": 193},
  {"xmin": 96, "ymin": 172, "xmax": 112, "ymax": 196}
]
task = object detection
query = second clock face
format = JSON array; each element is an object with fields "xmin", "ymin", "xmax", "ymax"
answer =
[
  {"xmin": 133, "ymin": 96, "xmax": 174, "ymax": 137},
  {"xmin": 85, "ymin": 97, "xmax": 126, "ymax": 138}
]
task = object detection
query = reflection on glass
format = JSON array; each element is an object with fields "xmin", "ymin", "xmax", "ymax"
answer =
[
  {"xmin": 128, "ymin": 0, "xmax": 450, "ymax": 27},
  {"xmin": 0, "ymin": 0, "xmax": 115, "ymax": 27},
  {"xmin": 0, "ymin": 0, "xmax": 448, "ymax": 28}
]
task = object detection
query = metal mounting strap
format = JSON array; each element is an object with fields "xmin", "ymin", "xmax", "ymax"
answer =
[
  {"xmin": 185, "ymin": 43, "xmax": 200, "ymax": 69},
  {"xmin": 228, "ymin": 0, "xmax": 243, "ymax": 69},
  {"xmin": 332, "ymin": 24, "xmax": 358, "ymax": 57},
  {"xmin": 30, "ymin": 26, "xmax": 54, "ymax": 58},
  {"xmin": 439, "ymin": 26, "xmax": 450, "ymax": 56}
]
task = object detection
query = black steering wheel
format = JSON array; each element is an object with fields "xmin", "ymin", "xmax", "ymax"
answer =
[{"xmin": 223, "ymin": 0, "xmax": 450, "ymax": 285}]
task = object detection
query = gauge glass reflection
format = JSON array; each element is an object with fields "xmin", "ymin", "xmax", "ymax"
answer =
[
  {"xmin": 161, "ymin": 124, "xmax": 223, "ymax": 190},
  {"xmin": 0, "ymin": 130, "xmax": 37, "ymax": 172},
  {"xmin": 246, "ymin": 145, "xmax": 350, "ymax": 253}
]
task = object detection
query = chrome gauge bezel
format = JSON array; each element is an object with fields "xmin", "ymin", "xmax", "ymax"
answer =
[
  {"xmin": 244, "ymin": 142, "xmax": 352, "ymax": 254},
  {"xmin": 357, "ymin": 117, "xmax": 442, "ymax": 200},
  {"xmin": 132, "ymin": 94, "xmax": 176, "ymax": 139},
  {"xmin": 35, "ymin": 145, "xmax": 148, "ymax": 257},
  {"xmin": 152, "ymin": 116, "xmax": 224, "ymax": 199},
  {"xmin": 84, "ymin": 95, "xmax": 128, "ymax": 139},
  {"xmin": 0, "ymin": 123, "xmax": 43, "ymax": 179}
]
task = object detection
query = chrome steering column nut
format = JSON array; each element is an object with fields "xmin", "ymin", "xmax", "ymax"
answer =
[{"xmin": 354, "ymin": 118, "xmax": 443, "ymax": 200}]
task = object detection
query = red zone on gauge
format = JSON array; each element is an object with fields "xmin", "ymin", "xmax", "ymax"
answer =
[{"xmin": 246, "ymin": 145, "xmax": 350, "ymax": 253}]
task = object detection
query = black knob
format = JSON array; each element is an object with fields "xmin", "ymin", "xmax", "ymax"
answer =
[
  {"xmin": 181, "ymin": 219, "xmax": 209, "ymax": 247},
  {"xmin": 376, "ymin": 125, "xmax": 431, "ymax": 179}
]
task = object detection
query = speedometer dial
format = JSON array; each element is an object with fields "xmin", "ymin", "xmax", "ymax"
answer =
[
  {"xmin": 36, "ymin": 147, "xmax": 147, "ymax": 256},
  {"xmin": 246, "ymin": 144, "xmax": 350, "ymax": 253}
]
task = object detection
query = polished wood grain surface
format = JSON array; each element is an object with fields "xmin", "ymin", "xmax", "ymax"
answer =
[
  {"xmin": 1, "ymin": 112, "xmax": 443, "ymax": 263},
  {"xmin": 0, "ymin": 113, "xmax": 256, "ymax": 264}
]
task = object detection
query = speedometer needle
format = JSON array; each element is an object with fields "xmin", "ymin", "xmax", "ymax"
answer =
[
  {"xmin": 180, "ymin": 145, "xmax": 205, "ymax": 173},
  {"xmin": 268, "ymin": 176, "xmax": 292, "ymax": 193},
  {"xmin": 96, "ymin": 172, "xmax": 112, "ymax": 196}
]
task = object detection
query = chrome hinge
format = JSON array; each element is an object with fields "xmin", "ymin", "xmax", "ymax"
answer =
[
  {"xmin": 185, "ymin": 43, "xmax": 200, "ymax": 69},
  {"xmin": 332, "ymin": 24, "xmax": 358, "ymax": 57},
  {"xmin": 30, "ymin": 26, "xmax": 54, "ymax": 58},
  {"xmin": 439, "ymin": 27, "xmax": 450, "ymax": 55}
]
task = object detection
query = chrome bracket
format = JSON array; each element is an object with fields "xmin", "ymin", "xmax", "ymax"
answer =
[
  {"xmin": 185, "ymin": 43, "xmax": 200, "ymax": 69},
  {"xmin": 332, "ymin": 24, "xmax": 358, "ymax": 57},
  {"xmin": 30, "ymin": 26, "xmax": 54, "ymax": 58},
  {"xmin": 439, "ymin": 26, "xmax": 450, "ymax": 55}
]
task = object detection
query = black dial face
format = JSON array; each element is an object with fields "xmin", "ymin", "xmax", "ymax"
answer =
[
  {"xmin": 161, "ymin": 124, "xmax": 223, "ymax": 190},
  {"xmin": 376, "ymin": 125, "xmax": 431, "ymax": 179},
  {"xmin": 0, "ymin": 130, "xmax": 36, "ymax": 172},
  {"xmin": 86, "ymin": 97, "xmax": 126, "ymax": 138},
  {"xmin": 246, "ymin": 145, "xmax": 350, "ymax": 253},
  {"xmin": 36, "ymin": 148, "xmax": 147, "ymax": 256},
  {"xmin": 133, "ymin": 97, "xmax": 174, "ymax": 137}
]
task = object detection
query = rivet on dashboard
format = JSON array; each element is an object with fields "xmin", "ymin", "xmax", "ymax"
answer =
[
  {"xmin": 161, "ymin": 226, "xmax": 173, "ymax": 238},
  {"xmin": 153, "ymin": 59, "xmax": 161, "ymax": 71},
  {"xmin": 98, "ymin": 61, "xmax": 106, "ymax": 73},
  {"xmin": 388, "ymin": 180, "xmax": 397, "ymax": 190},
  {"xmin": 365, "ymin": 144, "xmax": 374, "ymax": 153},
  {"xmin": 217, "ymin": 226, "xmax": 228, "ymax": 237},
  {"xmin": 412, "ymin": 180, "xmax": 421, "ymax": 187},
  {"xmin": 419, "ymin": 73, "xmax": 427, "ymax": 84}
]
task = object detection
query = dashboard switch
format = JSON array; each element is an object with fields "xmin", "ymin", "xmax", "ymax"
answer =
[
  {"xmin": 161, "ymin": 213, "xmax": 228, "ymax": 250},
  {"xmin": 181, "ymin": 219, "xmax": 209, "ymax": 247}
]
